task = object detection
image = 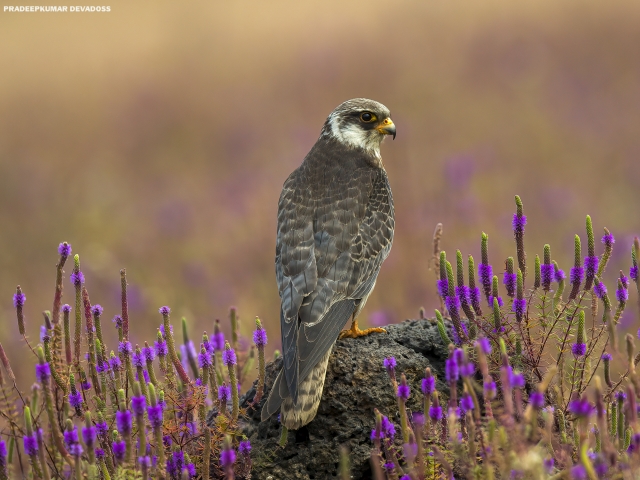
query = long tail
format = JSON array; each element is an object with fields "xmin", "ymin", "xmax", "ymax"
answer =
[{"xmin": 261, "ymin": 348, "xmax": 332, "ymax": 430}]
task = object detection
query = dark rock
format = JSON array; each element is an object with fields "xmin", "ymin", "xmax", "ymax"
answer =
[{"xmin": 230, "ymin": 319, "xmax": 449, "ymax": 480}]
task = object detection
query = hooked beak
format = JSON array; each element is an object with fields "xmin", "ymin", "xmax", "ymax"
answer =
[{"xmin": 376, "ymin": 117, "xmax": 396, "ymax": 140}]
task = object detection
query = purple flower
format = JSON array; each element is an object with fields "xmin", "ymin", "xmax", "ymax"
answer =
[
  {"xmin": 602, "ymin": 353, "xmax": 612, "ymax": 361},
  {"xmin": 81, "ymin": 379, "xmax": 91, "ymax": 391},
  {"xmin": 568, "ymin": 397, "xmax": 593, "ymax": 417},
  {"xmin": 460, "ymin": 393, "xmax": 474, "ymax": 412},
  {"xmin": 132, "ymin": 351, "xmax": 144, "ymax": 368},
  {"xmin": 91, "ymin": 305, "xmax": 103, "ymax": 317},
  {"xmin": 40, "ymin": 326, "xmax": 49, "ymax": 342},
  {"xmin": 460, "ymin": 361, "xmax": 475, "ymax": 377},
  {"xmin": 509, "ymin": 370, "xmax": 525, "ymax": 389},
  {"xmin": 429, "ymin": 405, "xmax": 443, "ymax": 421},
  {"xmin": 572, "ymin": 343, "xmax": 587, "ymax": 357},
  {"xmin": 631, "ymin": 265, "xmax": 639, "ymax": 282},
  {"xmin": 484, "ymin": 380, "xmax": 497, "ymax": 399},
  {"xmin": 620, "ymin": 274, "xmax": 629, "ymax": 289},
  {"xmin": 571, "ymin": 464, "xmax": 587, "ymax": 480},
  {"xmin": 112, "ymin": 315, "xmax": 123, "ymax": 328},
  {"xmin": 218, "ymin": 385, "xmax": 231, "ymax": 403},
  {"xmin": 239, "ymin": 440, "xmax": 251, "ymax": 456},
  {"xmin": 81, "ymin": 426, "xmax": 97, "ymax": 448},
  {"xmin": 602, "ymin": 232, "xmax": 615, "ymax": 248},
  {"xmin": 397, "ymin": 384, "xmax": 410, "ymax": 400},
  {"xmin": 445, "ymin": 356, "xmax": 459, "ymax": 383},
  {"xmin": 159, "ymin": 306, "xmax": 171, "ymax": 316},
  {"xmin": 529, "ymin": 392, "xmax": 545, "ymax": 409},
  {"xmin": 63, "ymin": 427, "xmax": 78, "ymax": 448},
  {"xmin": 469, "ymin": 286, "xmax": 481, "ymax": 308},
  {"xmin": 503, "ymin": 272, "xmax": 516, "ymax": 296},
  {"xmin": 35, "ymin": 363, "xmax": 51, "ymax": 383},
  {"xmin": 488, "ymin": 296, "xmax": 504, "ymax": 307},
  {"xmin": 543, "ymin": 458, "xmax": 555, "ymax": 474},
  {"xmin": 139, "ymin": 455, "xmax": 151, "ymax": 469},
  {"xmin": 412, "ymin": 413, "xmax": 425, "ymax": 427},
  {"xmin": 212, "ymin": 332, "xmax": 225, "ymax": 351},
  {"xmin": 58, "ymin": 242, "xmax": 72, "ymax": 256},
  {"xmin": 142, "ymin": 346, "xmax": 155, "ymax": 363},
  {"xmin": 112, "ymin": 441, "xmax": 126, "ymax": 462},
  {"xmin": 617, "ymin": 287, "xmax": 629, "ymax": 303},
  {"xmin": 95, "ymin": 448, "xmax": 105, "ymax": 460},
  {"xmin": 512, "ymin": 299, "xmax": 526, "ymax": 319},
  {"xmin": 70, "ymin": 271, "xmax": 84, "ymax": 286},
  {"xmin": 455, "ymin": 285, "xmax": 469, "ymax": 302},
  {"xmin": 69, "ymin": 391, "xmax": 83, "ymax": 408},
  {"xmin": 166, "ymin": 450, "xmax": 184, "ymax": 477},
  {"xmin": 96, "ymin": 360, "xmax": 109, "ymax": 374},
  {"xmin": 383, "ymin": 357, "xmax": 396, "ymax": 373},
  {"xmin": 512, "ymin": 213, "xmax": 527, "ymax": 234},
  {"xmin": 615, "ymin": 391, "xmax": 627, "ymax": 402},
  {"xmin": 198, "ymin": 351, "xmax": 212, "ymax": 369},
  {"xmin": 13, "ymin": 292, "xmax": 26, "ymax": 308},
  {"xmin": 478, "ymin": 337, "xmax": 491, "ymax": 354},
  {"xmin": 421, "ymin": 377, "xmax": 435, "ymax": 396},
  {"xmin": 445, "ymin": 294, "xmax": 461, "ymax": 312},
  {"xmin": 185, "ymin": 463, "xmax": 196, "ymax": 477},
  {"xmin": 96, "ymin": 421, "xmax": 108, "ymax": 437},
  {"xmin": 222, "ymin": 347, "xmax": 237, "ymax": 366},
  {"xmin": 253, "ymin": 328, "xmax": 268, "ymax": 346},
  {"xmin": 147, "ymin": 405, "xmax": 163, "ymax": 428},
  {"xmin": 570, "ymin": 266, "xmax": 584, "ymax": 285},
  {"xmin": 554, "ymin": 266, "xmax": 566, "ymax": 282},
  {"xmin": 383, "ymin": 462, "xmax": 395, "ymax": 473},
  {"xmin": 23, "ymin": 434, "xmax": 38, "ymax": 456},
  {"xmin": 116, "ymin": 410, "xmax": 132, "ymax": 435},
  {"xmin": 118, "ymin": 341, "xmax": 132, "ymax": 356},
  {"xmin": 0, "ymin": 438, "xmax": 7, "ymax": 467},
  {"xmin": 131, "ymin": 395, "xmax": 146, "ymax": 416},
  {"xmin": 220, "ymin": 448, "xmax": 236, "ymax": 468},
  {"xmin": 400, "ymin": 476, "xmax": 411, "ymax": 480},
  {"xmin": 381, "ymin": 416, "xmax": 395, "ymax": 438},
  {"xmin": 437, "ymin": 279, "xmax": 449, "ymax": 298},
  {"xmin": 593, "ymin": 281, "xmax": 607, "ymax": 299},
  {"xmin": 154, "ymin": 339, "xmax": 167, "ymax": 357},
  {"xmin": 62, "ymin": 304, "xmax": 71, "ymax": 314},
  {"xmin": 584, "ymin": 256, "xmax": 599, "ymax": 279},
  {"xmin": 69, "ymin": 443, "xmax": 83, "ymax": 456},
  {"xmin": 541, "ymin": 264, "xmax": 554, "ymax": 288},
  {"xmin": 109, "ymin": 355, "xmax": 122, "ymax": 371}
]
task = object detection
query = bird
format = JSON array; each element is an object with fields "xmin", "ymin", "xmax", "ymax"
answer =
[{"xmin": 261, "ymin": 98, "xmax": 396, "ymax": 430}]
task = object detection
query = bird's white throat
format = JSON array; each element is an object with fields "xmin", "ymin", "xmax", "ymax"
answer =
[{"xmin": 327, "ymin": 115, "xmax": 383, "ymax": 161}]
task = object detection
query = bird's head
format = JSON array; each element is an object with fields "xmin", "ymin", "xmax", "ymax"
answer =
[{"xmin": 321, "ymin": 98, "xmax": 395, "ymax": 160}]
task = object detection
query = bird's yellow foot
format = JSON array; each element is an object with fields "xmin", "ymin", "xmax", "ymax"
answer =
[{"xmin": 338, "ymin": 320, "xmax": 386, "ymax": 339}]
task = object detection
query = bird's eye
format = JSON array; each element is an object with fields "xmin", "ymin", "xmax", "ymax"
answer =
[{"xmin": 360, "ymin": 112, "xmax": 376, "ymax": 123}]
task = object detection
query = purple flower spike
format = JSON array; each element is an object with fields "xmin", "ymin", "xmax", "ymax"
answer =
[
  {"xmin": 488, "ymin": 295, "xmax": 503, "ymax": 308},
  {"xmin": 112, "ymin": 441, "xmax": 126, "ymax": 462},
  {"xmin": 253, "ymin": 328, "xmax": 268, "ymax": 346},
  {"xmin": 568, "ymin": 397, "xmax": 593, "ymax": 417},
  {"xmin": 429, "ymin": 405, "xmax": 443, "ymax": 421},
  {"xmin": 109, "ymin": 355, "xmax": 122, "ymax": 370},
  {"xmin": 95, "ymin": 448, "xmax": 105, "ymax": 460},
  {"xmin": 509, "ymin": 370, "xmax": 525, "ymax": 389},
  {"xmin": 541, "ymin": 264, "xmax": 554, "ymax": 288},
  {"xmin": 220, "ymin": 448, "xmax": 236, "ymax": 468},
  {"xmin": 529, "ymin": 392, "xmax": 545, "ymax": 409},
  {"xmin": 58, "ymin": 243, "xmax": 72, "ymax": 257},
  {"xmin": 91, "ymin": 305, "xmax": 103, "ymax": 317},
  {"xmin": 142, "ymin": 346, "xmax": 155, "ymax": 363},
  {"xmin": 131, "ymin": 395, "xmax": 146, "ymax": 416},
  {"xmin": 222, "ymin": 347, "xmax": 237, "ymax": 366},
  {"xmin": 570, "ymin": 266, "xmax": 584, "ymax": 285},
  {"xmin": 445, "ymin": 356, "xmax": 459, "ymax": 383},
  {"xmin": 381, "ymin": 416, "xmax": 395, "ymax": 438},
  {"xmin": 593, "ymin": 281, "xmax": 607, "ymax": 299},
  {"xmin": 23, "ymin": 435, "xmax": 38, "ymax": 456},
  {"xmin": 218, "ymin": 385, "xmax": 231, "ymax": 403},
  {"xmin": 617, "ymin": 287, "xmax": 629, "ymax": 303},
  {"xmin": 159, "ymin": 306, "xmax": 171, "ymax": 316},
  {"xmin": 13, "ymin": 292, "xmax": 26, "ymax": 308},
  {"xmin": 81, "ymin": 426, "xmax": 97, "ymax": 448},
  {"xmin": 445, "ymin": 294, "xmax": 461, "ymax": 313},
  {"xmin": 397, "ymin": 383, "xmax": 410, "ymax": 401},
  {"xmin": 132, "ymin": 351, "xmax": 144, "ymax": 368},
  {"xmin": 383, "ymin": 356, "xmax": 396, "ymax": 373},
  {"xmin": 571, "ymin": 464, "xmax": 587, "ymax": 480},
  {"xmin": 554, "ymin": 266, "xmax": 566, "ymax": 282},
  {"xmin": 503, "ymin": 272, "xmax": 516, "ymax": 297},
  {"xmin": 63, "ymin": 428, "xmax": 78, "ymax": 448},
  {"xmin": 116, "ymin": 410, "xmax": 132, "ymax": 435},
  {"xmin": 484, "ymin": 380, "xmax": 497, "ymax": 399},
  {"xmin": 478, "ymin": 337, "xmax": 491, "ymax": 354},
  {"xmin": 631, "ymin": 265, "xmax": 639, "ymax": 282},
  {"xmin": 154, "ymin": 339, "xmax": 167, "ymax": 357},
  {"xmin": 239, "ymin": 440, "xmax": 251, "ymax": 456},
  {"xmin": 455, "ymin": 285, "xmax": 470, "ymax": 303},
  {"xmin": 572, "ymin": 343, "xmax": 587, "ymax": 357},
  {"xmin": 148, "ymin": 404, "xmax": 163, "ymax": 428},
  {"xmin": 460, "ymin": 393, "xmax": 474, "ymax": 412},
  {"xmin": 69, "ymin": 391, "xmax": 83, "ymax": 408},
  {"xmin": 512, "ymin": 298, "xmax": 527, "ymax": 319},
  {"xmin": 602, "ymin": 353, "xmax": 612, "ymax": 361},
  {"xmin": 437, "ymin": 279, "xmax": 448, "ymax": 298},
  {"xmin": 584, "ymin": 256, "xmax": 599, "ymax": 279},
  {"xmin": 70, "ymin": 271, "xmax": 84, "ymax": 286},
  {"xmin": 421, "ymin": 377, "xmax": 435, "ymax": 396},
  {"xmin": 118, "ymin": 341, "xmax": 132, "ymax": 356},
  {"xmin": 96, "ymin": 421, "xmax": 108, "ymax": 437},
  {"xmin": 469, "ymin": 286, "xmax": 481, "ymax": 308},
  {"xmin": 479, "ymin": 264, "xmax": 493, "ymax": 288},
  {"xmin": 112, "ymin": 315, "xmax": 123, "ymax": 328},
  {"xmin": 198, "ymin": 351, "xmax": 212, "ymax": 369},
  {"xmin": 620, "ymin": 274, "xmax": 629, "ymax": 289},
  {"xmin": 512, "ymin": 213, "xmax": 527, "ymax": 234},
  {"xmin": 35, "ymin": 363, "xmax": 51, "ymax": 383},
  {"xmin": 602, "ymin": 232, "xmax": 615, "ymax": 248},
  {"xmin": 212, "ymin": 331, "xmax": 225, "ymax": 351},
  {"xmin": 61, "ymin": 304, "xmax": 71, "ymax": 314}
]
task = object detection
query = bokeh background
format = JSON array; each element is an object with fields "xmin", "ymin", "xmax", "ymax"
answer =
[{"xmin": 1, "ymin": 0, "xmax": 639, "ymax": 387}]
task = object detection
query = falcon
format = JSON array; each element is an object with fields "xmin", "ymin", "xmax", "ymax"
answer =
[{"xmin": 261, "ymin": 98, "xmax": 396, "ymax": 430}]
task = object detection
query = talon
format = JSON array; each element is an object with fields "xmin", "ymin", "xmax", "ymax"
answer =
[{"xmin": 339, "ymin": 318, "xmax": 386, "ymax": 339}]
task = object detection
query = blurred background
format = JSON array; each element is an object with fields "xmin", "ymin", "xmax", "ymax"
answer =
[{"xmin": 1, "ymin": 0, "xmax": 639, "ymax": 387}]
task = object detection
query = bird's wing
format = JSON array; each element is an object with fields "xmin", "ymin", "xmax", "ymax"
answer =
[{"xmin": 277, "ymin": 155, "xmax": 394, "ymax": 405}]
